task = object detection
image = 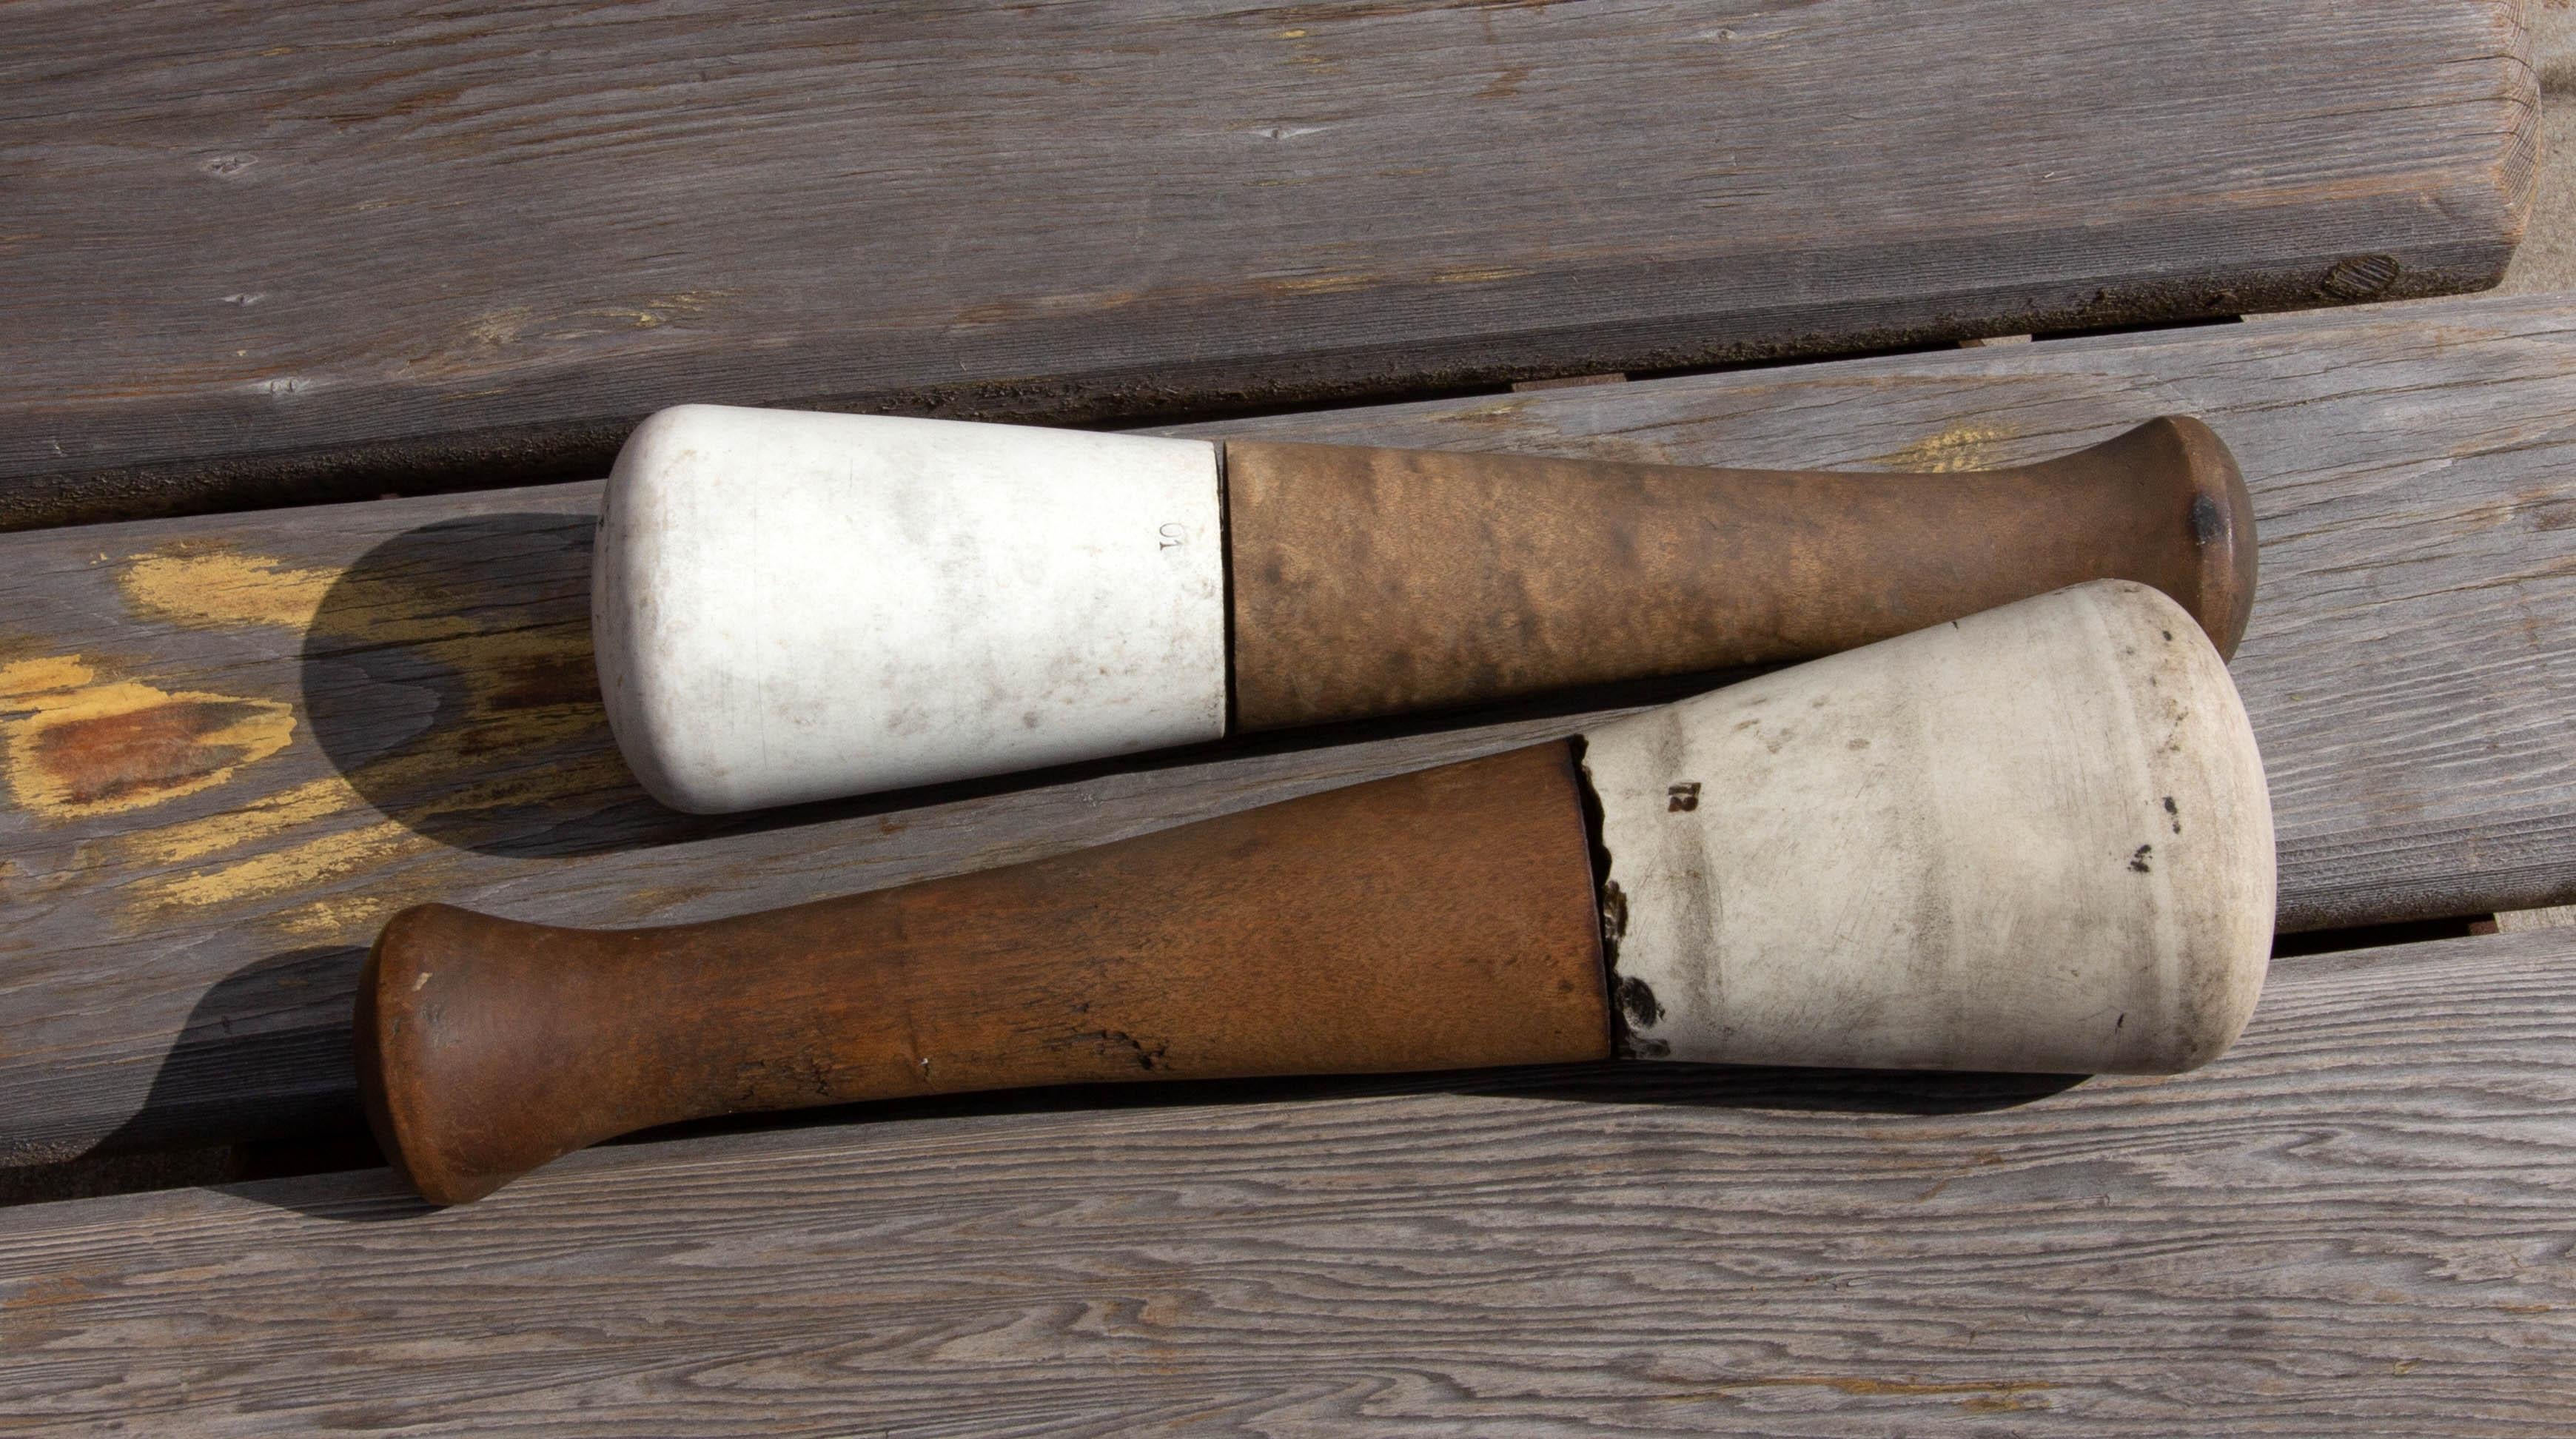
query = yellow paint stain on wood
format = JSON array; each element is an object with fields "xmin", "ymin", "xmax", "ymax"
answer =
[
  {"xmin": 417, "ymin": 623, "xmax": 600, "ymax": 720},
  {"xmin": 142, "ymin": 819, "xmax": 431, "ymax": 910},
  {"xmin": 1260, "ymin": 273, "xmax": 1376, "ymax": 295},
  {"xmin": 116, "ymin": 694, "xmax": 597, "ymax": 871},
  {"xmin": 118, "ymin": 545, "xmax": 475, "ymax": 645},
  {"xmin": 1426, "ymin": 399, "xmax": 1533, "ymax": 426},
  {"xmin": 118, "ymin": 549, "xmax": 343, "ymax": 632},
  {"xmin": 274, "ymin": 893, "xmax": 397, "ymax": 940},
  {"xmin": 0, "ymin": 656, "xmax": 296, "ymax": 821},
  {"xmin": 90, "ymin": 542, "xmax": 640, "ymax": 924},
  {"xmin": 130, "ymin": 775, "xmax": 360, "ymax": 865},
  {"xmin": 1432, "ymin": 266, "xmax": 1532, "ymax": 284},
  {"xmin": 1872, "ymin": 422, "xmax": 2017, "ymax": 473},
  {"xmin": 0, "ymin": 655, "xmax": 96, "ymax": 698},
  {"xmin": 126, "ymin": 749, "xmax": 629, "ymax": 915}
]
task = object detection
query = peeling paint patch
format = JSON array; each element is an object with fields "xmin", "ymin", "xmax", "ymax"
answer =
[
  {"xmin": 128, "ymin": 776, "xmax": 360, "ymax": 865},
  {"xmin": 127, "ymin": 751, "xmax": 629, "ymax": 914},
  {"xmin": 116, "ymin": 544, "xmax": 492, "ymax": 645},
  {"xmin": 274, "ymin": 893, "xmax": 396, "ymax": 939},
  {"xmin": 1, "ymin": 656, "xmax": 295, "ymax": 820},
  {"xmin": 1614, "ymin": 974, "xmax": 1663, "ymax": 1027},
  {"xmin": 1599, "ymin": 879, "xmax": 1629, "ymax": 943},
  {"xmin": 141, "ymin": 819, "xmax": 429, "ymax": 909},
  {"xmin": 118, "ymin": 548, "xmax": 343, "ymax": 633}
]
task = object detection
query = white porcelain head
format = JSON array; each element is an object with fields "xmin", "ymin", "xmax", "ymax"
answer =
[
  {"xmin": 594, "ymin": 405, "xmax": 1227, "ymax": 813},
  {"xmin": 1581, "ymin": 580, "xmax": 2275, "ymax": 1076}
]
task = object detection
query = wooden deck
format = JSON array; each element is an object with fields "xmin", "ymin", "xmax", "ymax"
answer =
[
  {"xmin": 6, "ymin": 928, "xmax": 2574, "ymax": 1432},
  {"xmin": 0, "ymin": 0, "xmax": 2535, "ymax": 528},
  {"xmin": 2, "ymin": 1, "xmax": 2569, "ymax": 1433},
  {"xmin": 8, "ymin": 293, "xmax": 2576, "ymax": 1180}
]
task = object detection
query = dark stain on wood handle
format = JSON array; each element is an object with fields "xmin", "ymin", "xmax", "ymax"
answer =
[
  {"xmin": 358, "ymin": 742, "xmax": 1610, "ymax": 1204},
  {"xmin": 1222, "ymin": 416, "xmax": 2254, "ymax": 728}
]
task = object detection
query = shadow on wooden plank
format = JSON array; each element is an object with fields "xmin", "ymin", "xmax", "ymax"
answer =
[
  {"xmin": 297, "ymin": 513, "xmax": 698, "ymax": 859},
  {"xmin": 0, "ymin": 929, "xmax": 2087, "ymax": 1217},
  {"xmin": 0, "ymin": 947, "xmax": 388, "ymax": 1207},
  {"xmin": 37, "ymin": 895, "xmax": 2478, "ymax": 1217},
  {"xmin": 294, "ymin": 510, "xmax": 1787, "ymax": 860}
]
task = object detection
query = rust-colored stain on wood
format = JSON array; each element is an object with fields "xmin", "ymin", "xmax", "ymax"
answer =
[
  {"xmin": 60, "ymin": 540, "xmax": 626, "ymax": 933},
  {"xmin": 32, "ymin": 700, "xmax": 285, "ymax": 808},
  {"xmin": 0, "ymin": 655, "xmax": 295, "ymax": 820}
]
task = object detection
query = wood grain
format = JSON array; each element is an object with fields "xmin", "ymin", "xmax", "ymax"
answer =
[
  {"xmin": 8, "ymin": 290, "xmax": 2576, "ymax": 1177},
  {"xmin": 4, "ymin": 929, "xmax": 2573, "ymax": 1435},
  {"xmin": 0, "ymin": 0, "xmax": 2536, "ymax": 529}
]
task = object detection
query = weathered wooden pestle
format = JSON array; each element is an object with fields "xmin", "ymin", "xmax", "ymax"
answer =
[
  {"xmin": 591, "ymin": 405, "xmax": 2254, "ymax": 811},
  {"xmin": 361, "ymin": 582, "xmax": 2275, "ymax": 1204}
]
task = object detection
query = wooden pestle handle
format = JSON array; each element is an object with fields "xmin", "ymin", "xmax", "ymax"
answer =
[
  {"xmin": 363, "ymin": 582, "xmax": 2275, "ymax": 1204},
  {"xmin": 591, "ymin": 408, "xmax": 2255, "ymax": 811},
  {"xmin": 1223, "ymin": 415, "xmax": 2253, "ymax": 727},
  {"xmin": 357, "ymin": 745, "xmax": 1611, "ymax": 1205}
]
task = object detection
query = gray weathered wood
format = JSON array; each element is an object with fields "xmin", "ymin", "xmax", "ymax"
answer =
[
  {"xmin": 2497, "ymin": 905, "xmax": 2576, "ymax": 930},
  {"xmin": 6, "ymin": 290, "xmax": 2576, "ymax": 1175},
  {"xmin": 4, "ymin": 929, "xmax": 2572, "ymax": 1436},
  {"xmin": 0, "ymin": 0, "xmax": 2538, "ymax": 529}
]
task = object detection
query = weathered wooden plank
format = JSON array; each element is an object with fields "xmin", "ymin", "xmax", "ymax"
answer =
[
  {"xmin": 7, "ymin": 289, "xmax": 2576, "ymax": 1175},
  {"xmin": 4, "ymin": 930, "xmax": 2572, "ymax": 1436},
  {"xmin": 0, "ymin": 0, "xmax": 2537, "ymax": 529},
  {"xmin": 2497, "ymin": 905, "xmax": 2576, "ymax": 930}
]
